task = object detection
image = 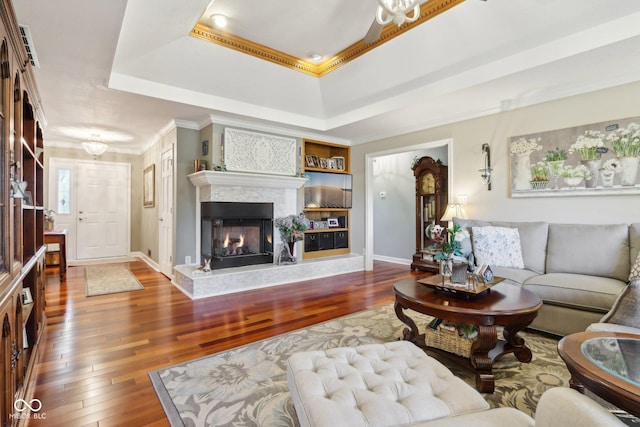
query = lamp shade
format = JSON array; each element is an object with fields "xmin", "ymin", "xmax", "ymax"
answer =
[
  {"xmin": 82, "ymin": 140, "xmax": 108, "ymax": 156},
  {"xmin": 440, "ymin": 203, "xmax": 467, "ymax": 222}
]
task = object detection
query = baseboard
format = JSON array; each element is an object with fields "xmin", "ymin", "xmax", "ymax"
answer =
[
  {"xmin": 68, "ymin": 256, "xmax": 137, "ymax": 266},
  {"xmin": 373, "ymin": 255, "xmax": 411, "ymax": 265},
  {"xmin": 131, "ymin": 251, "xmax": 160, "ymax": 272}
]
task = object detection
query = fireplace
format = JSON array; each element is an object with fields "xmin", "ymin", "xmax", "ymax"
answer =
[{"xmin": 201, "ymin": 202, "xmax": 274, "ymax": 269}]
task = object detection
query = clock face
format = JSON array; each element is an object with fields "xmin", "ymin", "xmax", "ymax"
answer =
[{"xmin": 421, "ymin": 173, "xmax": 435, "ymax": 193}]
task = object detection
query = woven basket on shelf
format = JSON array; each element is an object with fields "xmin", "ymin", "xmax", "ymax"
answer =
[{"xmin": 425, "ymin": 326, "xmax": 476, "ymax": 358}]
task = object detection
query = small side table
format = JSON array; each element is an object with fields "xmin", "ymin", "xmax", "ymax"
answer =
[{"xmin": 44, "ymin": 229, "xmax": 67, "ymax": 279}]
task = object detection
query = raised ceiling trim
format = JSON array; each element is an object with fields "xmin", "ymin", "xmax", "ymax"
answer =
[{"xmin": 190, "ymin": 0, "xmax": 466, "ymax": 77}]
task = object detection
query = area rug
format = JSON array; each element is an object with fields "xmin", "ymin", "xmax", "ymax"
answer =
[
  {"xmin": 149, "ymin": 304, "xmax": 572, "ymax": 427},
  {"xmin": 85, "ymin": 265, "xmax": 144, "ymax": 296}
]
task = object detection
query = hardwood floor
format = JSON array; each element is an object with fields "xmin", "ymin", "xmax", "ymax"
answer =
[{"xmin": 29, "ymin": 260, "xmax": 424, "ymax": 426}]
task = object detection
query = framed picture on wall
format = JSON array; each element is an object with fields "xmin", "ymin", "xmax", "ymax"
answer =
[{"xmin": 143, "ymin": 164, "xmax": 155, "ymax": 207}]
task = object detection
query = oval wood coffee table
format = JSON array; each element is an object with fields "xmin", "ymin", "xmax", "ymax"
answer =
[
  {"xmin": 393, "ymin": 276, "xmax": 542, "ymax": 393},
  {"xmin": 558, "ymin": 331, "xmax": 640, "ymax": 418}
]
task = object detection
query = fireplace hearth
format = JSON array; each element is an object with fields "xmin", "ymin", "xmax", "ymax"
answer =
[{"xmin": 201, "ymin": 202, "xmax": 273, "ymax": 269}]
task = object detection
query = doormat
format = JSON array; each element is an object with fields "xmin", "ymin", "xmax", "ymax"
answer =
[{"xmin": 85, "ymin": 265, "xmax": 144, "ymax": 296}]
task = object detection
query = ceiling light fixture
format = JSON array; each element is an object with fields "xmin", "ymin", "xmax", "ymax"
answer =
[
  {"xmin": 82, "ymin": 137, "xmax": 108, "ymax": 156},
  {"xmin": 376, "ymin": 0, "xmax": 420, "ymax": 26},
  {"xmin": 308, "ymin": 53, "xmax": 323, "ymax": 62},
  {"xmin": 210, "ymin": 14, "xmax": 228, "ymax": 29}
]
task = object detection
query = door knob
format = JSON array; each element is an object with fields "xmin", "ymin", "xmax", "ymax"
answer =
[
  {"xmin": 159, "ymin": 217, "xmax": 163, "ymax": 222},
  {"xmin": 79, "ymin": 211, "xmax": 84, "ymax": 214}
]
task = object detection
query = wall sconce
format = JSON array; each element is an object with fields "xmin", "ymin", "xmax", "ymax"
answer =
[{"xmin": 479, "ymin": 143, "xmax": 492, "ymax": 190}]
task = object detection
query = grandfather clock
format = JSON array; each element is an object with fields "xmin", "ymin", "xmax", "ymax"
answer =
[{"xmin": 411, "ymin": 156, "xmax": 448, "ymax": 272}]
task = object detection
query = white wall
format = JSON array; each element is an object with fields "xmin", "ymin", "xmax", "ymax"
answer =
[
  {"xmin": 372, "ymin": 147, "xmax": 448, "ymax": 262},
  {"xmin": 352, "ymin": 81, "xmax": 640, "ymax": 264}
]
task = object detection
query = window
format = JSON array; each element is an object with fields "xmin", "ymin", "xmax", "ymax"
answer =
[{"xmin": 57, "ymin": 169, "xmax": 70, "ymax": 214}]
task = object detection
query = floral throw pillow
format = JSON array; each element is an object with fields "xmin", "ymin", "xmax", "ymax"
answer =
[
  {"xmin": 629, "ymin": 251, "xmax": 640, "ymax": 281},
  {"xmin": 471, "ymin": 226, "xmax": 525, "ymax": 269}
]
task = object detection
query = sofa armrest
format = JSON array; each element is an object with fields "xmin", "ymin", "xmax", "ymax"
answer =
[{"xmin": 534, "ymin": 387, "xmax": 626, "ymax": 427}]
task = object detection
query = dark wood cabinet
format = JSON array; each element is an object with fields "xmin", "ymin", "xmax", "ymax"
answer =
[
  {"xmin": 0, "ymin": 1, "xmax": 47, "ymax": 424},
  {"xmin": 411, "ymin": 156, "xmax": 448, "ymax": 272}
]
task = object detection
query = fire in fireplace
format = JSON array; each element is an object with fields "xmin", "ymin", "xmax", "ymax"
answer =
[{"xmin": 201, "ymin": 202, "xmax": 274, "ymax": 269}]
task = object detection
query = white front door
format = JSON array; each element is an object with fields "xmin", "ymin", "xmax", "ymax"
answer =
[
  {"xmin": 76, "ymin": 161, "xmax": 130, "ymax": 259},
  {"xmin": 159, "ymin": 148, "xmax": 174, "ymax": 277}
]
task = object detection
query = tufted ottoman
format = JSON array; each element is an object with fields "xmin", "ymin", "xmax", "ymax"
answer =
[{"xmin": 286, "ymin": 341, "xmax": 489, "ymax": 427}]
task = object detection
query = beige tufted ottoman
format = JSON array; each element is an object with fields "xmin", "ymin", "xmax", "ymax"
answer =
[{"xmin": 286, "ymin": 341, "xmax": 490, "ymax": 427}]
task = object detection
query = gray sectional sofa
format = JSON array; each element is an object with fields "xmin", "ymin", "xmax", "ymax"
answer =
[{"xmin": 453, "ymin": 218, "xmax": 640, "ymax": 336}]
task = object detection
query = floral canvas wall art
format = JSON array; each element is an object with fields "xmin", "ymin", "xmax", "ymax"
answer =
[{"xmin": 510, "ymin": 116, "xmax": 640, "ymax": 197}]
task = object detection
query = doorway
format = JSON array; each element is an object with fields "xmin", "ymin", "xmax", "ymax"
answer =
[
  {"xmin": 48, "ymin": 158, "xmax": 131, "ymax": 262},
  {"xmin": 158, "ymin": 148, "xmax": 173, "ymax": 278},
  {"xmin": 364, "ymin": 139, "xmax": 452, "ymax": 270}
]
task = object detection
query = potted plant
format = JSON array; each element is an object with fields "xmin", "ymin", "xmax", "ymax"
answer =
[
  {"xmin": 274, "ymin": 213, "xmax": 310, "ymax": 259},
  {"xmin": 427, "ymin": 224, "xmax": 469, "ymax": 282},
  {"xmin": 530, "ymin": 162, "xmax": 549, "ymax": 190},
  {"xmin": 544, "ymin": 147, "xmax": 568, "ymax": 188},
  {"xmin": 560, "ymin": 164, "xmax": 592, "ymax": 188}
]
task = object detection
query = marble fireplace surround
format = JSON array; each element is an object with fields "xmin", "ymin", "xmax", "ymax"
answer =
[{"xmin": 174, "ymin": 171, "xmax": 364, "ymax": 299}]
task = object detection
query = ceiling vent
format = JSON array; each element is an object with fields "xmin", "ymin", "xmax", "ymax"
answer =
[{"xmin": 18, "ymin": 25, "xmax": 40, "ymax": 68}]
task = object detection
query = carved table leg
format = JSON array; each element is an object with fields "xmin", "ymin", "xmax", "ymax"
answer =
[
  {"xmin": 394, "ymin": 301, "xmax": 420, "ymax": 345},
  {"xmin": 471, "ymin": 324, "xmax": 498, "ymax": 393},
  {"xmin": 569, "ymin": 377, "xmax": 586, "ymax": 394},
  {"xmin": 503, "ymin": 320, "xmax": 533, "ymax": 363}
]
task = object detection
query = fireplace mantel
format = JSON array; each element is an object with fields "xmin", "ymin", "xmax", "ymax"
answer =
[{"xmin": 188, "ymin": 170, "xmax": 307, "ymax": 190}]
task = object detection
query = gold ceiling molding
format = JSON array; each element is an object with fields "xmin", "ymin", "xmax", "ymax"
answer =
[{"xmin": 191, "ymin": 0, "xmax": 466, "ymax": 77}]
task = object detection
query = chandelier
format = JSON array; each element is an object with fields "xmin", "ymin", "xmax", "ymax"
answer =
[
  {"xmin": 82, "ymin": 137, "xmax": 108, "ymax": 156},
  {"xmin": 376, "ymin": 0, "xmax": 421, "ymax": 26}
]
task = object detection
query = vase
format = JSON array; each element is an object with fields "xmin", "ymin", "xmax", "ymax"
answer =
[
  {"xmin": 440, "ymin": 258, "xmax": 453, "ymax": 278},
  {"xmin": 563, "ymin": 176, "xmax": 583, "ymax": 188},
  {"xmin": 580, "ymin": 159, "xmax": 601, "ymax": 188},
  {"xmin": 287, "ymin": 241, "xmax": 295, "ymax": 257},
  {"xmin": 619, "ymin": 156, "xmax": 640, "ymax": 186},
  {"xmin": 600, "ymin": 169, "xmax": 615, "ymax": 187},
  {"xmin": 451, "ymin": 262, "xmax": 468, "ymax": 284},
  {"xmin": 547, "ymin": 160, "xmax": 565, "ymax": 189},
  {"xmin": 513, "ymin": 152, "xmax": 532, "ymax": 190}
]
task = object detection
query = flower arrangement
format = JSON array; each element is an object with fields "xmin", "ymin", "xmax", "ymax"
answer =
[
  {"xmin": 569, "ymin": 130, "xmax": 605, "ymax": 160},
  {"xmin": 427, "ymin": 224, "xmax": 469, "ymax": 261},
  {"xmin": 560, "ymin": 164, "xmax": 592, "ymax": 180},
  {"xmin": 603, "ymin": 158, "xmax": 622, "ymax": 173},
  {"xmin": 275, "ymin": 213, "xmax": 310, "ymax": 243},
  {"xmin": 511, "ymin": 137, "xmax": 542, "ymax": 155},
  {"xmin": 606, "ymin": 122, "xmax": 640, "ymax": 157},
  {"xmin": 531, "ymin": 162, "xmax": 548, "ymax": 181},
  {"xmin": 543, "ymin": 147, "xmax": 568, "ymax": 162}
]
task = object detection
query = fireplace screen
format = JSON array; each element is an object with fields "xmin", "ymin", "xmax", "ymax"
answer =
[{"xmin": 201, "ymin": 202, "xmax": 273, "ymax": 269}]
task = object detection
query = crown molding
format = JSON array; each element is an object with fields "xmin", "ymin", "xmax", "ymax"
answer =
[{"xmin": 191, "ymin": 0, "xmax": 466, "ymax": 77}]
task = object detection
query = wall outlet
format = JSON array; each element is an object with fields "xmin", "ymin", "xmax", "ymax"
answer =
[
  {"xmin": 185, "ymin": 255, "xmax": 192, "ymax": 264},
  {"xmin": 379, "ymin": 191, "xmax": 387, "ymax": 199}
]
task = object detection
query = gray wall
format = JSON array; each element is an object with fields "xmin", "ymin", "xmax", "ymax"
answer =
[
  {"xmin": 174, "ymin": 127, "xmax": 200, "ymax": 266},
  {"xmin": 372, "ymin": 147, "xmax": 448, "ymax": 262},
  {"xmin": 352, "ymin": 81, "xmax": 640, "ymax": 259}
]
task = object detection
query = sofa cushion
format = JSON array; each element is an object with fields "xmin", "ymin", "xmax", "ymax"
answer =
[
  {"xmin": 492, "ymin": 267, "xmax": 539, "ymax": 286},
  {"xmin": 598, "ymin": 278, "xmax": 640, "ymax": 328},
  {"xmin": 286, "ymin": 341, "xmax": 489, "ymax": 427},
  {"xmin": 492, "ymin": 221, "xmax": 548, "ymax": 274},
  {"xmin": 546, "ymin": 223, "xmax": 630, "ymax": 281},
  {"xmin": 522, "ymin": 273, "xmax": 625, "ymax": 312},
  {"xmin": 472, "ymin": 226, "xmax": 525, "ymax": 268},
  {"xmin": 630, "ymin": 249, "xmax": 640, "ymax": 281},
  {"xmin": 452, "ymin": 218, "xmax": 491, "ymax": 257},
  {"xmin": 631, "ymin": 223, "xmax": 640, "ymax": 269}
]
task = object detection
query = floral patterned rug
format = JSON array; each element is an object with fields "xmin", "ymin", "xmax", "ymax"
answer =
[{"xmin": 149, "ymin": 304, "xmax": 570, "ymax": 427}]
